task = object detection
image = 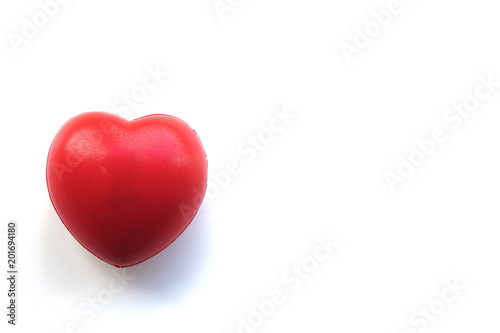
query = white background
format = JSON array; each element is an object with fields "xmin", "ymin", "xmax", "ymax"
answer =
[{"xmin": 1, "ymin": 0, "xmax": 500, "ymax": 332}]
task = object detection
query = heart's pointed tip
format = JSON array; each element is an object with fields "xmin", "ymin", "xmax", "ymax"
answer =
[{"xmin": 106, "ymin": 260, "xmax": 137, "ymax": 268}]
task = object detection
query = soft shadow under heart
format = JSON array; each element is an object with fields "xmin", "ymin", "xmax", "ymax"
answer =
[
  {"xmin": 42, "ymin": 201, "xmax": 213, "ymax": 299},
  {"xmin": 125, "ymin": 204, "xmax": 213, "ymax": 298}
]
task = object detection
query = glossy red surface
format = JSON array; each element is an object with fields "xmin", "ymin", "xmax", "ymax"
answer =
[{"xmin": 46, "ymin": 112, "xmax": 208, "ymax": 267}]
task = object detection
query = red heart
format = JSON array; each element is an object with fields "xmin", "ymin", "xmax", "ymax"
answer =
[{"xmin": 46, "ymin": 112, "xmax": 208, "ymax": 267}]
